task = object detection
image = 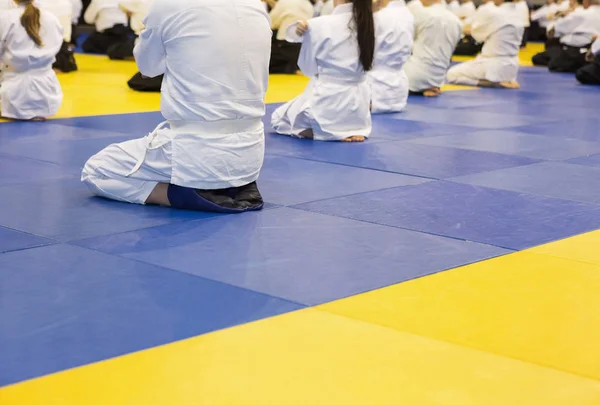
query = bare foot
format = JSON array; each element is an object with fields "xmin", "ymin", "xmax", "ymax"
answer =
[
  {"xmin": 30, "ymin": 117, "xmax": 46, "ymax": 122},
  {"xmin": 298, "ymin": 129, "xmax": 314, "ymax": 139},
  {"xmin": 499, "ymin": 81, "xmax": 520, "ymax": 89},
  {"xmin": 145, "ymin": 183, "xmax": 171, "ymax": 206},
  {"xmin": 423, "ymin": 88, "xmax": 441, "ymax": 97},
  {"xmin": 342, "ymin": 136, "xmax": 365, "ymax": 142}
]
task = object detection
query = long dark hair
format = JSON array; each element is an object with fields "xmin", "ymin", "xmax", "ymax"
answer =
[
  {"xmin": 352, "ymin": 0, "xmax": 375, "ymax": 71},
  {"xmin": 16, "ymin": 0, "xmax": 43, "ymax": 47}
]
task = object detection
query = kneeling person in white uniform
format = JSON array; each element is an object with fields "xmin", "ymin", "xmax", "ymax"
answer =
[
  {"xmin": 369, "ymin": 0, "xmax": 414, "ymax": 113},
  {"xmin": 403, "ymin": 0, "xmax": 462, "ymax": 96},
  {"xmin": 81, "ymin": 0, "xmax": 271, "ymax": 213},
  {"xmin": 271, "ymin": 0, "xmax": 376, "ymax": 142},
  {"xmin": 0, "ymin": 0, "xmax": 63, "ymax": 120},
  {"xmin": 447, "ymin": 0, "xmax": 524, "ymax": 88}
]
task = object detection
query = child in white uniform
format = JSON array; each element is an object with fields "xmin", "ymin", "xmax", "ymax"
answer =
[
  {"xmin": 271, "ymin": 0, "xmax": 376, "ymax": 142},
  {"xmin": 82, "ymin": 0, "xmax": 270, "ymax": 213},
  {"xmin": 447, "ymin": 0, "xmax": 524, "ymax": 88},
  {"xmin": 370, "ymin": 0, "xmax": 414, "ymax": 113},
  {"xmin": 0, "ymin": 0, "xmax": 63, "ymax": 120}
]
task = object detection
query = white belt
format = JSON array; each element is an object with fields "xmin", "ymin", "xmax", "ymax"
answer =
[
  {"xmin": 3, "ymin": 66, "xmax": 53, "ymax": 76},
  {"xmin": 316, "ymin": 73, "xmax": 366, "ymax": 84},
  {"xmin": 126, "ymin": 121, "xmax": 170, "ymax": 177},
  {"xmin": 125, "ymin": 117, "xmax": 263, "ymax": 177}
]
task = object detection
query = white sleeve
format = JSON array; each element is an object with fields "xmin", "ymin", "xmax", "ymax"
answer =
[
  {"xmin": 592, "ymin": 37, "xmax": 600, "ymax": 55},
  {"xmin": 133, "ymin": 7, "xmax": 166, "ymax": 77},
  {"xmin": 554, "ymin": 12, "xmax": 582, "ymax": 37},
  {"xmin": 285, "ymin": 21, "xmax": 304, "ymax": 43},
  {"xmin": 269, "ymin": 0, "xmax": 285, "ymax": 30},
  {"xmin": 297, "ymin": 30, "xmax": 318, "ymax": 77},
  {"xmin": 530, "ymin": 5, "xmax": 546, "ymax": 22},
  {"xmin": 71, "ymin": 0, "xmax": 82, "ymax": 23},
  {"xmin": 470, "ymin": 8, "xmax": 495, "ymax": 42},
  {"xmin": 83, "ymin": 0, "xmax": 98, "ymax": 24}
]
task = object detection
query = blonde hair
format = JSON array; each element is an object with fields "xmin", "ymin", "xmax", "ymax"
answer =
[{"xmin": 15, "ymin": 0, "xmax": 43, "ymax": 47}]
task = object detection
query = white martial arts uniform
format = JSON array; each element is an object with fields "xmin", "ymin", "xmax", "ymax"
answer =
[
  {"xmin": 447, "ymin": 2, "xmax": 524, "ymax": 86},
  {"xmin": 320, "ymin": 0, "xmax": 333, "ymax": 15},
  {"xmin": 403, "ymin": 3, "xmax": 461, "ymax": 92},
  {"xmin": 370, "ymin": 0, "xmax": 414, "ymax": 113},
  {"xmin": 271, "ymin": 3, "xmax": 372, "ymax": 141},
  {"xmin": 554, "ymin": 5, "xmax": 600, "ymax": 48},
  {"xmin": 313, "ymin": 0, "xmax": 323, "ymax": 16},
  {"xmin": 270, "ymin": 0, "xmax": 314, "ymax": 40},
  {"xmin": 464, "ymin": 0, "xmax": 496, "ymax": 26},
  {"xmin": 516, "ymin": 0, "xmax": 530, "ymax": 28},
  {"xmin": 71, "ymin": 0, "xmax": 83, "ymax": 24},
  {"xmin": 447, "ymin": 0, "xmax": 459, "ymax": 13},
  {"xmin": 84, "ymin": 0, "xmax": 128, "ymax": 32},
  {"xmin": 0, "ymin": 4, "xmax": 63, "ymax": 119},
  {"xmin": 531, "ymin": 2, "xmax": 559, "ymax": 28},
  {"xmin": 407, "ymin": 0, "xmax": 424, "ymax": 14},
  {"xmin": 38, "ymin": 0, "xmax": 73, "ymax": 42},
  {"xmin": 455, "ymin": 0, "xmax": 476, "ymax": 20},
  {"xmin": 81, "ymin": 0, "xmax": 271, "ymax": 204},
  {"xmin": 119, "ymin": 0, "xmax": 151, "ymax": 35}
]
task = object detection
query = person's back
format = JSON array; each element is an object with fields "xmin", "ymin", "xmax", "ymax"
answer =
[
  {"xmin": 0, "ymin": 1, "xmax": 63, "ymax": 119},
  {"xmin": 306, "ymin": 8, "xmax": 364, "ymax": 77},
  {"xmin": 271, "ymin": 0, "xmax": 376, "ymax": 141},
  {"xmin": 370, "ymin": 0, "xmax": 414, "ymax": 112},
  {"xmin": 476, "ymin": 2, "xmax": 524, "ymax": 58},
  {"xmin": 404, "ymin": 2, "xmax": 461, "ymax": 92},
  {"xmin": 447, "ymin": 0, "xmax": 523, "ymax": 88},
  {"xmin": 137, "ymin": 0, "xmax": 270, "ymax": 122},
  {"xmin": 82, "ymin": 0, "xmax": 271, "ymax": 213}
]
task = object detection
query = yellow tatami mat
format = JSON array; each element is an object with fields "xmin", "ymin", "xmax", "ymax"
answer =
[{"xmin": 1, "ymin": 308, "xmax": 599, "ymax": 405}]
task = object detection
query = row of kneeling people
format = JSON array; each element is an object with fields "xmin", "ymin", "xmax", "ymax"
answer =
[
  {"xmin": 531, "ymin": 0, "xmax": 600, "ymax": 85},
  {"xmin": 79, "ymin": 0, "xmax": 531, "ymax": 215}
]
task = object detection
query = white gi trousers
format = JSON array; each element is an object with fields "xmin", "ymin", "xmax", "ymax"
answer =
[{"xmin": 82, "ymin": 118, "xmax": 265, "ymax": 204}]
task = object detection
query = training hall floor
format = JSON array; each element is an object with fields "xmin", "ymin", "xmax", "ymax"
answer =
[{"xmin": 1, "ymin": 43, "xmax": 600, "ymax": 404}]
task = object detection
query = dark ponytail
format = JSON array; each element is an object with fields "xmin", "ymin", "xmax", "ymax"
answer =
[
  {"xmin": 352, "ymin": 0, "xmax": 375, "ymax": 71},
  {"xmin": 18, "ymin": 1, "xmax": 43, "ymax": 47}
]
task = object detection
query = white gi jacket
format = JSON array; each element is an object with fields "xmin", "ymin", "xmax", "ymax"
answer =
[
  {"xmin": 403, "ymin": 3, "xmax": 462, "ymax": 91},
  {"xmin": 38, "ymin": 0, "xmax": 73, "ymax": 41},
  {"xmin": 0, "ymin": 4, "xmax": 63, "ymax": 119},
  {"xmin": 84, "ymin": 0, "xmax": 128, "ymax": 32},
  {"xmin": 370, "ymin": 0, "xmax": 414, "ymax": 113},
  {"xmin": 447, "ymin": 2, "xmax": 523, "ymax": 85},
  {"xmin": 271, "ymin": 3, "xmax": 372, "ymax": 140},
  {"xmin": 71, "ymin": 0, "xmax": 83, "ymax": 24},
  {"xmin": 407, "ymin": 0, "xmax": 424, "ymax": 14},
  {"xmin": 455, "ymin": 1, "xmax": 476, "ymax": 21},
  {"xmin": 464, "ymin": 1, "xmax": 496, "ymax": 26},
  {"xmin": 516, "ymin": 0, "xmax": 530, "ymax": 28},
  {"xmin": 119, "ymin": 0, "xmax": 151, "ymax": 35},
  {"xmin": 320, "ymin": 0, "xmax": 333, "ymax": 15},
  {"xmin": 531, "ymin": 2, "xmax": 558, "ymax": 28},
  {"xmin": 447, "ymin": 0, "xmax": 459, "ymax": 13},
  {"xmin": 269, "ymin": 0, "xmax": 314, "ymax": 41},
  {"xmin": 555, "ymin": 5, "xmax": 600, "ymax": 47}
]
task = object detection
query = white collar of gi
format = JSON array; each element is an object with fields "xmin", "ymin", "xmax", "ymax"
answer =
[{"xmin": 333, "ymin": 2, "xmax": 354, "ymax": 14}]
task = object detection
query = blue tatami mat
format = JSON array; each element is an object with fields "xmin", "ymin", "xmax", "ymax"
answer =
[
  {"xmin": 0, "ymin": 227, "xmax": 54, "ymax": 254},
  {"xmin": 0, "ymin": 243, "xmax": 302, "ymax": 386},
  {"xmin": 293, "ymin": 181, "xmax": 600, "ymax": 250},
  {"xmin": 74, "ymin": 208, "xmax": 509, "ymax": 305}
]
